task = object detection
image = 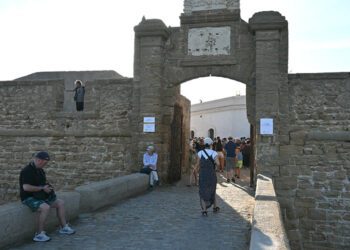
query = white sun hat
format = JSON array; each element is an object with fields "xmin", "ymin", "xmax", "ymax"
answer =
[{"xmin": 203, "ymin": 137, "xmax": 213, "ymax": 145}]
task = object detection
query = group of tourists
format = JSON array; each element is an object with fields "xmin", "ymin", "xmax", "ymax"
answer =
[
  {"xmin": 188, "ymin": 136, "xmax": 251, "ymax": 216},
  {"xmin": 189, "ymin": 136, "xmax": 251, "ymax": 183}
]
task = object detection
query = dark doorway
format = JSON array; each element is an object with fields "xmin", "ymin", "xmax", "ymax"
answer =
[{"xmin": 169, "ymin": 104, "xmax": 184, "ymax": 183}]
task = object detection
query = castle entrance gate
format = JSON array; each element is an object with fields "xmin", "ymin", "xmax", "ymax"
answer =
[{"xmin": 132, "ymin": 0, "xmax": 289, "ymax": 183}]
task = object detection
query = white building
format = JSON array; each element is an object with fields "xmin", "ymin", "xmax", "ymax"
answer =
[{"xmin": 190, "ymin": 96, "xmax": 250, "ymax": 139}]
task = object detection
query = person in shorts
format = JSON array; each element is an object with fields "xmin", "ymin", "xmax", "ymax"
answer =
[
  {"xmin": 234, "ymin": 146, "xmax": 243, "ymax": 178},
  {"xmin": 19, "ymin": 151, "xmax": 75, "ymax": 242},
  {"xmin": 224, "ymin": 137, "xmax": 237, "ymax": 183}
]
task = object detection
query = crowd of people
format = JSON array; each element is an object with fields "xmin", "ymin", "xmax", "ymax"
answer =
[
  {"xmin": 188, "ymin": 136, "xmax": 251, "ymax": 216},
  {"xmin": 188, "ymin": 136, "xmax": 251, "ymax": 185}
]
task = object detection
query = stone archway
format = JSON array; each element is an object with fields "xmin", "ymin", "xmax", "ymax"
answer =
[{"xmin": 132, "ymin": 0, "xmax": 288, "ymax": 184}]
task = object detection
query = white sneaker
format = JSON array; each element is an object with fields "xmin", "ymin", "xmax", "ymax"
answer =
[
  {"xmin": 59, "ymin": 224, "xmax": 75, "ymax": 235},
  {"xmin": 33, "ymin": 231, "xmax": 51, "ymax": 242}
]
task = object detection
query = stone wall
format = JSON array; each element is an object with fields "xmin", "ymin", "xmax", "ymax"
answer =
[
  {"xmin": 177, "ymin": 95, "xmax": 191, "ymax": 175},
  {"xmin": 0, "ymin": 78, "xmax": 134, "ymax": 204},
  {"xmin": 276, "ymin": 73, "xmax": 350, "ymax": 249}
]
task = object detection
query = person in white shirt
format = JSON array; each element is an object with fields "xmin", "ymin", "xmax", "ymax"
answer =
[
  {"xmin": 196, "ymin": 138, "xmax": 220, "ymax": 216},
  {"xmin": 141, "ymin": 145, "xmax": 159, "ymax": 188}
]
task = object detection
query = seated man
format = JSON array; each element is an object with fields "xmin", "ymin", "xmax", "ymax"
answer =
[
  {"xmin": 19, "ymin": 151, "xmax": 75, "ymax": 242},
  {"xmin": 140, "ymin": 145, "xmax": 159, "ymax": 188}
]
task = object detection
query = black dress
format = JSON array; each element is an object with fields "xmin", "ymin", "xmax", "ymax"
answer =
[{"xmin": 198, "ymin": 150, "xmax": 217, "ymax": 209}]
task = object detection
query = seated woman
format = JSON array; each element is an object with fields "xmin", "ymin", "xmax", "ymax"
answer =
[{"xmin": 140, "ymin": 145, "xmax": 159, "ymax": 188}]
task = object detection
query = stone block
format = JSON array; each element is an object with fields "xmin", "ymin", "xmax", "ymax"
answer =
[
  {"xmin": 275, "ymin": 176, "xmax": 297, "ymax": 190},
  {"xmin": 307, "ymin": 208, "xmax": 327, "ymax": 221},
  {"xmin": 75, "ymin": 173, "xmax": 149, "ymax": 212},
  {"xmin": 280, "ymin": 145, "xmax": 303, "ymax": 157},
  {"xmin": 295, "ymin": 197, "xmax": 315, "ymax": 208}
]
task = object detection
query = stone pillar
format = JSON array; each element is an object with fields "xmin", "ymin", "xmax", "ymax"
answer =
[
  {"xmin": 132, "ymin": 18, "xmax": 170, "ymax": 176},
  {"xmin": 249, "ymin": 12, "xmax": 288, "ymax": 176}
]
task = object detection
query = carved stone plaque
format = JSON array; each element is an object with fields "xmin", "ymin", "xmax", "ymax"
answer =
[
  {"xmin": 184, "ymin": 0, "xmax": 240, "ymax": 14},
  {"xmin": 188, "ymin": 27, "xmax": 231, "ymax": 56}
]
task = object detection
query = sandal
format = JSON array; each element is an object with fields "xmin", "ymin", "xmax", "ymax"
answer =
[
  {"xmin": 201, "ymin": 211, "xmax": 208, "ymax": 216},
  {"xmin": 213, "ymin": 207, "xmax": 220, "ymax": 213}
]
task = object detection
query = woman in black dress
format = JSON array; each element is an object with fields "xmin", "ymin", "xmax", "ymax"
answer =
[{"xmin": 196, "ymin": 137, "xmax": 220, "ymax": 216}]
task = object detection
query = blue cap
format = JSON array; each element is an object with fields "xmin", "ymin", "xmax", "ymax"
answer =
[{"xmin": 35, "ymin": 151, "xmax": 50, "ymax": 161}]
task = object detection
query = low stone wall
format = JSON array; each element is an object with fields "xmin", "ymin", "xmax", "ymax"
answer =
[
  {"xmin": 0, "ymin": 173, "xmax": 149, "ymax": 249},
  {"xmin": 76, "ymin": 173, "xmax": 149, "ymax": 212},
  {"xmin": 0, "ymin": 192, "xmax": 80, "ymax": 249},
  {"xmin": 250, "ymin": 174, "xmax": 290, "ymax": 250}
]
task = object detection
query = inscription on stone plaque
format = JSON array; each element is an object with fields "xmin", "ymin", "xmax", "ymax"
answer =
[
  {"xmin": 188, "ymin": 27, "xmax": 231, "ymax": 56},
  {"xmin": 184, "ymin": 0, "xmax": 239, "ymax": 14}
]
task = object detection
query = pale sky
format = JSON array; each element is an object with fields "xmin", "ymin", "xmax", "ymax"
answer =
[{"xmin": 1, "ymin": 0, "xmax": 349, "ymax": 104}]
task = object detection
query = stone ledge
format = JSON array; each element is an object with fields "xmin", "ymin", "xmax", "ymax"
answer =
[
  {"xmin": 250, "ymin": 174, "xmax": 290, "ymax": 250},
  {"xmin": 288, "ymin": 72, "xmax": 350, "ymax": 80},
  {"xmin": 0, "ymin": 129, "xmax": 132, "ymax": 138},
  {"xmin": 180, "ymin": 56, "xmax": 237, "ymax": 67},
  {"xmin": 0, "ymin": 191, "xmax": 80, "ymax": 249},
  {"xmin": 0, "ymin": 173, "xmax": 149, "ymax": 249},
  {"xmin": 307, "ymin": 131, "xmax": 350, "ymax": 142},
  {"xmin": 75, "ymin": 173, "xmax": 149, "ymax": 213}
]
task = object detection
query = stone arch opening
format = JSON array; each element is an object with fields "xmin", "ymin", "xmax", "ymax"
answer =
[{"xmin": 180, "ymin": 75, "xmax": 253, "ymax": 184}]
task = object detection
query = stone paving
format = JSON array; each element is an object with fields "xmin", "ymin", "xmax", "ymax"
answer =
[{"xmin": 9, "ymin": 169, "xmax": 255, "ymax": 250}]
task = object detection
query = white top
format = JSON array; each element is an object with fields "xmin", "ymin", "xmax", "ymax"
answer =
[
  {"xmin": 197, "ymin": 149, "xmax": 218, "ymax": 160},
  {"xmin": 143, "ymin": 152, "xmax": 158, "ymax": 170}
]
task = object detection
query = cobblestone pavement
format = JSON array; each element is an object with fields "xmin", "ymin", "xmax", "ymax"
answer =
[{"xmin": 10, "ymin": 168, "xmax": 255, "ymax": 250}]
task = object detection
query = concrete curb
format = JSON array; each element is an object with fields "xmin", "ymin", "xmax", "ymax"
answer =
[{"xmin": 250, "ymin": 174, "xmax": 290, "ymax": 250}]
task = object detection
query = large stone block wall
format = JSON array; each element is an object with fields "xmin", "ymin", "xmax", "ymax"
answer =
[
  {"xmin": 276, "ymin": 73, "xmax": 350, "ymax": 250},
  {"xmin": 176, "ymin": 95, "xmax": 191, "ymax": 175},
  {"xmin": 0, "ymin": 79, "xmax": 134, "ymax": 204}
]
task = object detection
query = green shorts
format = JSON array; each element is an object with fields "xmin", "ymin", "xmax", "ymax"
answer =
[
  {"xmin": 22, "ymin": 195, "xmax": 57, "ymax": 212},
  {"xmin": 236, "ymin": 160, "xmax": 243, "ymax": 169}
]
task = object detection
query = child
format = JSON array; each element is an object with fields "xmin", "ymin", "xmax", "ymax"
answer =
[{"xmin": 234, "ymin": 146, "xmax": 243, "ymax": 179}]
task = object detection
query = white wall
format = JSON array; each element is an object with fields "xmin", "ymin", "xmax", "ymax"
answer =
[{"xmin": 190, "ymin": 96, "xmax": 250, "ymax": 139}]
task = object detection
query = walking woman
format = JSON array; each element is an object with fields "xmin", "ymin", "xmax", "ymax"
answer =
[{"xmin": 196, "ymin": 137, "xmax": 220, "ymax": 216}]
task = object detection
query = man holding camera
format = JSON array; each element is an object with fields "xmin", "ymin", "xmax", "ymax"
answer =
[{"xmin": 19, "ymin": 151, "xmax": 75, "ymax": 242}]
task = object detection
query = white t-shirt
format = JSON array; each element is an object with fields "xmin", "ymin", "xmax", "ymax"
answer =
[{"xmin": 197, "ymin": 149, "xmax": 218, "ymax": 160}]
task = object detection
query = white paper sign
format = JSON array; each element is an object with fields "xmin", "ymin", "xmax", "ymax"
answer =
[
  {"xmin": 143, "ymin": 117, "xmax": 155, "ymax": 123},
  {"xmin": 143, "ymin": 124, "xmax": 155, "ymax": 133},
  {"xmin": 260, "ymin": 118, "xmax": 273, "ymax": 135}
]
